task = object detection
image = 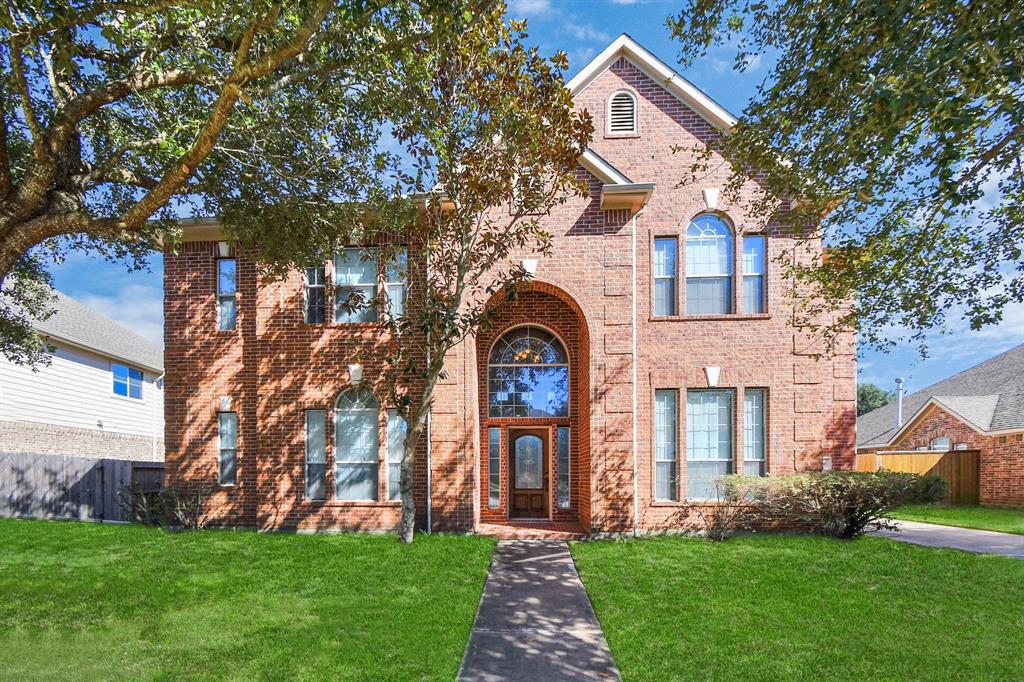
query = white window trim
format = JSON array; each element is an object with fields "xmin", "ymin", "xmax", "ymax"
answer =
[
  {"xmin": 216, "ymin": 258, "xmax": 237, "ymax": 331},
  {"xmin": 303, "ymin": 267, "xmax": 327, "ymax": 324},
  {"xmin": 333, "ymin": 247, "xmax": 379, "ymax": 324},
  {"xmin": 653, "ymin": 236, "xmax": 679, "ymax": 317},
  {"xmin": 217, "ymin": 411, "xmax": 238, "ymax": 487},
  {"xmin": 111, "ymin": 362, "xmax": 144, "ymax": 400},
  {"xmin": 685, "ymin": 389, "xmax": 735, "ymax": 501},
  {"xmin": 333, "ymin": 389, "xmax": 381, "ymax": 501},
  {"xmin": 654, "ymin": 389, "xmax": 679, "ymax": 502},
  {"xmin": 304, "ymin": 409, "xmax": 327, "ymax": 501}
]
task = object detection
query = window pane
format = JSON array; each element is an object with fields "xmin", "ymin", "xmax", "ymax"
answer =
[
  {"xmin": 336, "ymin": 410, "xmax": 378, "ymax": 462},
  {"xmin": 687, "ymin": 390, "xmax": 733, "ymax": 499},
  {"xmin": 488, "ymin": 428, "xmax": 501, "ymax": 508},
  {"xmin": 218, "ymin": 260, "xmax": 237, "ymax": 295},
  {"xmin": 306, "ymin": 463, "xmax": 327, "ymax": 501},
  {"xmin": 686, "ymin": 215, "xmax": 733, "ymax": 276},
  {"xmin": 742, "ymin": 235, "xmax": 765, "ymax": 274},
  {"xmin": 218, "ymin": 412, "xmax": 238, "ymax": 486},
  {"xmin": 488, "ymin": 365, "xmax": 568, "ymax": 418},
  {"xmin": 387, "ymin": 410, "xmax": 407, "ymax": 501},
  {"xmin": 385, "ymin": 248, "xmax": 408, "ymax": 318},
  {"xmin": 335, "ymin": 463, "xmax": 377, "ymax": 501},
  {"xmin": 218, "ymin": 298, "xmax": 237, "ymax": 331},
  {"xmin": 654, "ymin": 278, "xmax": 676, "ymax": 317},
  {"xmin": 334, "ymin": 248, "xmax": 378, "ymax": 323},
  {"xmin": 557, "ymin": 427, "xmax": 570, "ymax": 509},
  {"xmin": 654, "ymin": 238, "xmax": 677, "ymax": 277},
  {"xmin": 655, "ymin": 389, "xmax": 678, "ymax": 501},
  {"xmin": 305, "ymin": 410, "xmax": 326, "ymax": 500},
  {"xmin": 743, "ymin": 275, "xmax": 765, "ymax": 314},
  {"xmin": 305, "ymin": 267, "xmax": 326, "ymax": 323},
  {"xmin": 218, "ymin": 412, "xmax": 238, "ymax": 448},
  {"xmin": 743, "ymin": 389, "xmax": 766, "ymax": 477},
  {"xmin": 128, "ymin": 369, "xmax": 143, "ymax": 399},
  {"xmin": 686, "ymin": 277, "xmax": 731, "ymax": 315}
]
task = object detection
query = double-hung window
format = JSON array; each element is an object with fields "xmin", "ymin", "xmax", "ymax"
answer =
[
  {"xmin": 334, "ymin": 388, "xmax": 379, "ymax": 500},
  {"xmin": 654, "ymin": 389, "xmax": 679, "ymax": 501},
  {"xmin": 742, "ymin": 235, "xmax": 766, "ymax": 314},
  {"xmin": 387, "ymin": 409, "xmax": 407, "ymax": 501},
  {"xmin": 743, "ymin": 389, "xmax": 767, "ymax": 476},
  {"xmin": 217, "ymin": 259, "xmax": 237, "ymax": 331},
  {"xmin": 218, "ymin": 412, "xmax": 238, "ymax": 486},
  {"xmin": 305, "ymin": 410, "xmax": 327, "ymax": 500},
  {"xmin": 112, "ymin": 363, "xmax": 143, "ymax": 399},
  {"xmin": 334, "ymin": 247, "xmax": 378, "ymax": 323},
  {"xmin": 686, "ymin": 216, "xmax": 733, "ymax": 315},
  {"xmin": 686, "ymin": 390, "xmax": 733, "ymax": 499},
  {"xmin": 653, "ymin": 238, "xmax": 678, "ymax": 316},
  {"xmin": 304, "ymin": 267, "xmax": 327, "ymax": 323},
  {"xmin": 385, "ymin": 248, "xmax": 408, "ymax": 319}
]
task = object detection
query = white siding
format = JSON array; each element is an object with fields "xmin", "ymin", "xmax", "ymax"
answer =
[{"xmin": 0, "ymin": 342, "xmax": 163, "ymax": 439}]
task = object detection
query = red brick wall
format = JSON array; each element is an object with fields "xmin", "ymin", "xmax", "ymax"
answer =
[
  {"xmin": 886, "ymin": 405, "xmax": 1024, "ymax": 508},
  {"xmin": 163, "ymin": 53, "xmax": 857, "ymax": 533}
]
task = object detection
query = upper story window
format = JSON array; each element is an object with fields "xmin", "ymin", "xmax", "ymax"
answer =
[
  {"xmin": 742, "ymin": 235, "xmax": 766, "ymax": 314},
  {"xmin": 112, "ymin": 363, "xmax": 143, "ymax": 399},
  {"xmin": 608, "ymin": 90, "xmax": 638, "ymax": 135},
  {"xmin": 686, "ymin": 215, "xmax": 733, "ymax": 315},
  {"xmin": 304, "ymin": 267, "xmax": 327, "ymax": 323},
  {"xmin": 488, "ymin": 326, "xmax": 569, "ymax": 418},
  {"xmin": 217, "ymin": 259, "xmax": 237, "ymax": 331},
  {"xmin": 653, "ymin": 237, "xmax": 678, "ymax": 316},
  {"xmin": 331, "ymin": 247, "xmax": 408, "ymax": 323}
]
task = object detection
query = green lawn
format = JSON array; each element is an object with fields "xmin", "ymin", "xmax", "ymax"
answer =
[
  {"xmin": 890, "ymin": 504, "xmax": 1024, "ymax": 535},
  {"xmin": 572, "ymin": 535, "xmax": 1024, "ymax": 681},
  {"xmin": 0, "ymin": 519, "xmax": 494, "ymax": 681}
]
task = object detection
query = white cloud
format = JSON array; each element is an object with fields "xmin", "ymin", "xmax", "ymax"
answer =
[
  {"xmin": 610, "ymin": 0, "xmax": 641, "ymax": 4},
  {"xmin": 566, "ymin": 23, "xmax": 611, "ymax": 43},
  {"xmin": 75, "ymin": 283, "xmax": 165, "ymax": 348},
  {"xmin": 508, "ymin": 0, "xmax": 552, "ymax": 17}
]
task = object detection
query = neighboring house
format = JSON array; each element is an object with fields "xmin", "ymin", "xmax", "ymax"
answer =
[
  {"xmin": 164, "ymin": 35, "xmax": 856, "ymax": 533},
  {"xmin": 858, "ymin": 344, "xmax": 1024, "ymax": 508},
  {"xmin": 0, "ymin": 289, "xmax": 164, "ymax": 461}
]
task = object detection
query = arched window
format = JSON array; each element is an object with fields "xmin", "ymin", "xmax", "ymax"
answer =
[
  {"xmin": 930, "ymin": 436, "xmax": 951, "ymax": 451},
  {"xmin": 608, "ymin": 90, "xmax": 637, "ymax": 135},
  {"xmin": 488, "ymin": 326, "xmax": 569, "ymax": 418},
  {"xmin": 334, "ymin": 387, "xmax": 380, "ymax": 500},
  {"xmin": 686, "ymin": 214, "xmax": 734, "ymax": 314}
]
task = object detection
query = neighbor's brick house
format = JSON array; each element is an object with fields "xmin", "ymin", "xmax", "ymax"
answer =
[
  {"xmin": 858, "ymin": 344, "xmax": 1024, "ymax": 508},
  {"xmin": 164, "ymin": 35, "xmax": 857, "ymax": 533}
]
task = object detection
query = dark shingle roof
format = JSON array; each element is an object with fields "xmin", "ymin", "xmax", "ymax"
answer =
[
  {"xmin": 31, "ymin": 289, "xmax": 163, "ymax": 372},
  {"xmin": 857, "ymin": 344, "xmax": 1024, "ymax": 447}
]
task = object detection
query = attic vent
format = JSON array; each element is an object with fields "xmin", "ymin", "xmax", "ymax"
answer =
[{"xmin": 608, "ymin": 90, "xmax": 637, "ymax": 134}]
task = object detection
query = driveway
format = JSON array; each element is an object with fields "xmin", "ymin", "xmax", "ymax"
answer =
[{"xmin": 878, "ymin": 520, "xmax": 1024, "ymax": 559}]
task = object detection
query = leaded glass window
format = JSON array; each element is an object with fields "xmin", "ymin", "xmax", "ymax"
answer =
[
  {"xmin": 686, "ymin": 215, "xmax": 733, "ymax": 314},
  {"xmin": 334, "ymin": 387, "xmax": 379, "ymax": 500},
  {"xmin": 686, "ymin": 390, "xmax": 733, "ymax": 499}
]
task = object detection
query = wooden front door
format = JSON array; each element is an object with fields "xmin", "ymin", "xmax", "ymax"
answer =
[{"xmin": 510, "ymin": 428, "xmax": 549, "ymax": 518}]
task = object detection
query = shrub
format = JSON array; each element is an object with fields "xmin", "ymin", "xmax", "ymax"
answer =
[
  {"xmin": 720, "ymin": 470, "xmax": 947, "ymax": 539},
  {"xmin": 115, "ymin": 484, "xmax": 210, "ymax": 530},
  {"xmin": 681, "ymin": 481, "xmax": 754, "ymax": 540}
]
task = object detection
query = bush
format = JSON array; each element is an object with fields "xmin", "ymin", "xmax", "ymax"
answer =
[
  {"xmin": 115, "ymin": 484, "xmax": 210, "ymax": 530},
  {"xmin": 720, "ymin": 470, "xmax": 948, "ymax": 539}
]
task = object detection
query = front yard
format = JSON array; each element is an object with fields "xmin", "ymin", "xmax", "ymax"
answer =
[
  {"xmin": 891, "ymin": 504, "xmax": 1024, "ymax": 535},
  {"xmin": 0, "ymin": 519, "xmax": 494, "ymax": 681},
  {"xmin": 572, "ymin": 535, "xmax": 1024, "ymax": 681}
]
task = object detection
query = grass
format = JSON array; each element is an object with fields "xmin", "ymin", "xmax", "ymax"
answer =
[
  {"xmin": 572, "ymin": 534, "xmax": 1024, "ymax": 681},
  {"xmin": 0, "ymin": 519, "xmax": 494, "ymax": 681},
  {"xmin": 890, "ymin": 504, "xmax": 1024, "ymax": 535}
]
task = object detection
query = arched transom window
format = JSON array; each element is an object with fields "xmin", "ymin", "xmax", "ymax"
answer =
[
  {"xmin": 686, "ymin": 214, "xmax": 734, "ymax": 314},
  {"xmin": 334, "ymin": 387, "xmax": 380, "ymax": 500},
  {"xmin": 488, "ymin": 326, "xmax": 569, "ymax": 418}
]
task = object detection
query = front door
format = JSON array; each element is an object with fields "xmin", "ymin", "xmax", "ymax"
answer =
[{"xmin": 510, "ymin": 428, "xmax": 549, "ymax": 518}]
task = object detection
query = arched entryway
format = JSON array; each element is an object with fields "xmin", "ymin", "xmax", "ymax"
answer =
[{"xmin": 477, "ymin": 285, "xmax": 591, "ymax": 528}]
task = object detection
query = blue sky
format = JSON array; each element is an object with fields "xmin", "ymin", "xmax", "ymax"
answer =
[{"xmin": 47, "ymin": 0, "xmax": 1022, "ymax": 395}]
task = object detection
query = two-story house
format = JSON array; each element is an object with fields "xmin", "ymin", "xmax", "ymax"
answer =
[{"xmin": 164, "ymin": 35, "xmax": 856, "ymax": 534}]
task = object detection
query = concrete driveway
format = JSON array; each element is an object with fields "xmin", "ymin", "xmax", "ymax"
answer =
[{"xmin": 877, "ymin": 520, "xmax": 1024, "ymax": 559}]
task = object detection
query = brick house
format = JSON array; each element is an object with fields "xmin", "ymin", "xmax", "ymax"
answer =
[
  {"xmin": 858, "ymin": 344, "xmax": 1024, "ymax": 508},
  {"xmin": 164, "ymin": 35, "xmax": 856, "ymax": 533}
]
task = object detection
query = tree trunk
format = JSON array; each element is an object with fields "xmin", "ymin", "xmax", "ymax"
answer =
[{"xmin": 397, "ymin": 358, "xmax": 444, "ymax": 544}]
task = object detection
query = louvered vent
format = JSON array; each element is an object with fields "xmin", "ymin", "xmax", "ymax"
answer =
[{"xmin": 608, "ymin": 91, "xmax": 637, "ymax": 134}]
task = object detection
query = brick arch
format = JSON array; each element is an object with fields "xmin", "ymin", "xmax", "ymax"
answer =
[{"xmin": 476, "ymin": 282, "xmax": 593, "ymax": 528}]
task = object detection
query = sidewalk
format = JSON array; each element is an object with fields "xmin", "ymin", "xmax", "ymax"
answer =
[
  {"xmin": 458, "ymin": 540, "xmax": 620, "ymax": 682},
  {"xmin": 878, "ymin": 519, "xmax": 1024, "ymax": 559}
]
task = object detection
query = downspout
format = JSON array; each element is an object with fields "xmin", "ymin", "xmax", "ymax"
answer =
[
  {"xmin": 630, "ymin": 209, "xmax": 642, "ymax": 537},
  {"xmin": 425, "ymin": 237, "xmax": 433, "ymax": 534}
]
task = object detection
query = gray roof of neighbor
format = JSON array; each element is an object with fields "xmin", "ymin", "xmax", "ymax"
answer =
[
  {"xmin": 31, "ymin": 289, "xmax": 163, "ymax": 371},
  {"xmin": 857, "ymin": 344, "xmax": 1024, "ymax": 448}
]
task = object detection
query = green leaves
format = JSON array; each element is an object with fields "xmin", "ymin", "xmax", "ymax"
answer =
[{"xmin": 670, "ymin": 0, "xmax": 1024, "ymax": 355}]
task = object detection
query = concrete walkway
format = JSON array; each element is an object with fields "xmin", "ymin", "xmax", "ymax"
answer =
[
  {"xmin": 878, "ymin": 520, "xmax": 1024, "ymax": 559},
  {"xmin": 458, "ymin": 540, "xmax": 620, "ymax": 682}
]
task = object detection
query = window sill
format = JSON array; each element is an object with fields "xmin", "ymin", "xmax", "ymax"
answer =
[
  {"xmin": 604, "ymin": 133, "xmax": 640, "ymax": 139},
  {"xmin": 111, "ymin": 394, "xmax": 143, "ymax": 402},
  {"xmin": 649, "ymin": 313, "xmax": 772, "ymax": 322},
  {"xmin": 313, "ymin": 500, "xmax": 402, "ymax": 508}
]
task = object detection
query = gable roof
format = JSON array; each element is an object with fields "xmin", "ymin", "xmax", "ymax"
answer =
[
  {"xmin": 567, "ymin": 33, "xmax": 738, "ymax": 132},
  {"xmin": 30, "ymin": 289, "xmax": 163, "ymax": 372},
  {"xmin": 857, "ymin": 344, "xmax": 1024, "ymax": 448}
]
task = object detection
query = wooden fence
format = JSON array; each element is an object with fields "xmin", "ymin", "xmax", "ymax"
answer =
[
  {"xmin": 0, "ymin": 453, "xmax": 164, "ymax": 522},
  {"xmin": 855, "ymin": 450, "xmax": 980, "ymax": 505}
]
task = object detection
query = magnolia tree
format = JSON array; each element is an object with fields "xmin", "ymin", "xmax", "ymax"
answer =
[
  {"xmin": 229, "ymin": 6, "xmax": 592, "ymax": 542},
  {"xmin": 669, "ymin": 0, "xmax": 1024, "ymax": 355},
  {"xmin": 0, "ymin": 0, "xmax": 469, "ymax": 365}
]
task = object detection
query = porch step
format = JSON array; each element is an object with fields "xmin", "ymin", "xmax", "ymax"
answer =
[{"xmin": 475, "ymin": 521, "xmax": 589, "ymax": 540}]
